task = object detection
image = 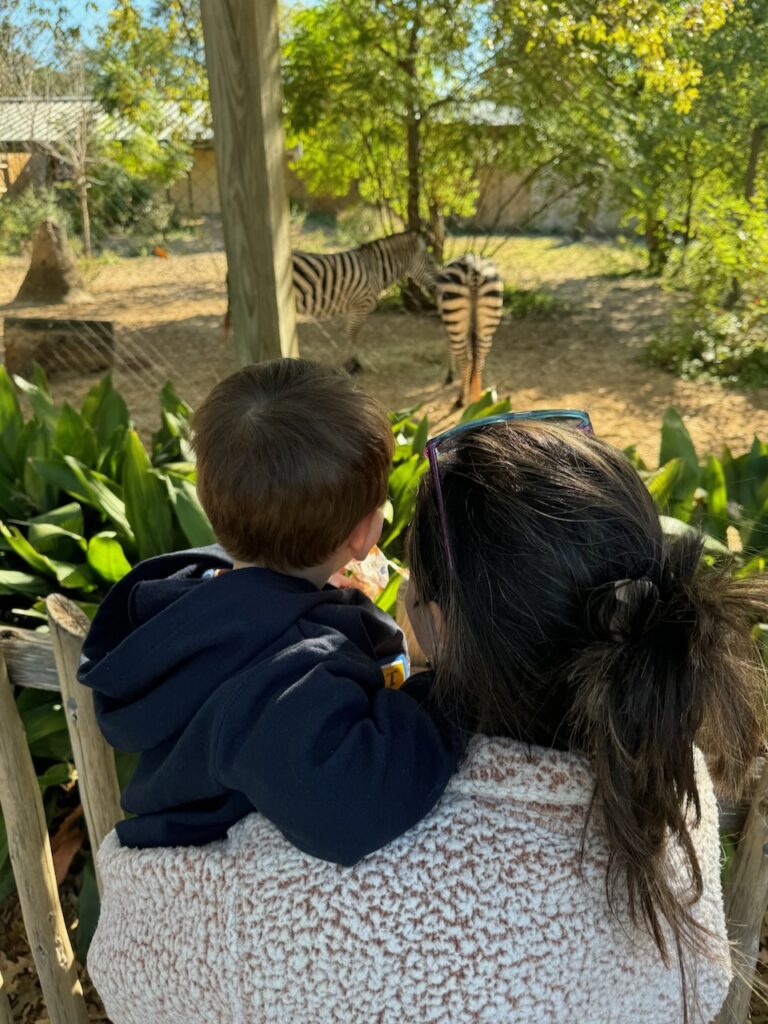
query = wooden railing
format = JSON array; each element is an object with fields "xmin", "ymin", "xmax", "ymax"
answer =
[{"xmin": 0, "ymin": 595, "xmax": 123, "ymax": 1024}]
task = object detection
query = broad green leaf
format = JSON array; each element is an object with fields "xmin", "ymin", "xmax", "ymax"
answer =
[
  {"xmin": 27, "ymin": 523, "xmax": 87, "ymax": 563},
  {"xmin": 122, "ymin": 430, "xmax": 176, "ymax": 559},
  {"xmin": 700, "ymin": 456, "xmax": 729, "ymax": 542},
  {"xmin": 54, "ymin": 403, "xmax": 99, "ymax": 467},
  {"xmin": 31, "ymin": 457, "xmax": 133, "ymax": 541},
  {"xmin": 20, "ymin": 420, "xmax": 58, "ymax": 513},
  {"xmin": 22, "ymin": 702, "xmax": 68, "ymax": 749},
  {"xmin": 58, "ymin": 565, "xmax": 98, "ymax": 592},
  {"xmin": 623, "ymin": 444, "xmax": 647, "ymax": 471},
  {"xmin": 25, "ymin": 502, "xmax": 84, "ymax": 535},
  {"xmin": 458, "ymin": 391, "xmax": 511, "ymax": 424},
  {"xmin": 160, "ymin": 381, "xmax": 192, "ymax": 419},
  {"xmin": 0, "ymin": 522, "xmax": 59, "ymax": 578},
  {"xmin": 14, "ymin": 372, "xmax": 58, "ymax": 429},
  {"xmin": 382, "ymin": 454, "xmax": 427, "ymax": 548},
  {"xmin": 658, "ymin": 515, "xmax": 729, "ymax": 555},
  {"xmin": 375, "ymin": 570, "xmax": 403, "ymax": 616},
  {"xmin": 87, "ymin": 532, "xmax": 132, "ymax": 584},
  {"xmin": 37, "ymin": 762, "xmax": 75, "ymax": 790},
  {"xmin": 81, "ymin": 374, "xmax": 130, "ymax": 446},
  {"xmin": 411, "ymin": 416, "xmax": 429, "ymax": 457},
  {"xmin": 0, "ymin": 471, "xmax": 28, "ymax": 520},
  {"xmin": 745, "ymin": 494, "xmax": 768, "ymax": 556},
  {"xmin": 76, "ymin": 858, "xmax": 100, "ymax": 963},
  {"xmin": 0, "ymin": 365, "xmax": 23, "ymax": 480},
  {"xmin": 165, "ymin": 476, "xmax": 215, "ymax": 548},
  {"xmin": 658, "ymin": 408, "xmax": 700, "ymax": 516},
  {"xmin": 0, "ymin": 569, "xmax": 53, "ymax": 596},
  {"xmin": 645, "ymin": 458, "xmax": 683, "ymax": 511}
]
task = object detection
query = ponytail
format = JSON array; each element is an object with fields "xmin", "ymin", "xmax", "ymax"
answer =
[
  {"xmin": 571, "ymin": 530, "xmax": 767, "ymax": 968},
  {"xmin": 409, "ymin": 421, "xmax": 768, "ymax": 1008}
]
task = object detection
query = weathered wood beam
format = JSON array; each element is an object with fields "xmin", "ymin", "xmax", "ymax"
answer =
[
  {"xmin": 0, "ymin": 656, "xmax": 88, "ymax": 1024},
  {"xmin": 47, "ymin": 595, "xmax": 123, "ymax": 894},
  {"xmin": 201, "ymin": 0, "xmax": 298, "ymax": 364}
]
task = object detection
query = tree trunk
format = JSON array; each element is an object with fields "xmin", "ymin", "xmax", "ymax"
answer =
[
  {"xmin": 744, "ymin": 123, "xmax": 767, "ymax": 201},
  {"xmin": 429, "ymin": 202, "xmax": 445, "ymax": 266},
  {"xmin": 79, "ymin": 180, "xmax": 92, "ymax": 259},
  {"xmin": 724, "ymin": 122, "xmax": 768, "ymax": 308},
  {"xmin": 406, "ymin": 107, "xmax": 421, "ymax": 235},
  {"xmin": 645, "ymin": 206, "xmax": 671, "ymax": 277}
]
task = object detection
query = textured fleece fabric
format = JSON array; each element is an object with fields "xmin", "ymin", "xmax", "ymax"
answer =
[
  {"xmin": 89, "ymin": 737, "xmax": 731, "ymax": 1024},
  {"xmin": 78, "ymin": 545, "xmax": 462, "ymax": 863}
]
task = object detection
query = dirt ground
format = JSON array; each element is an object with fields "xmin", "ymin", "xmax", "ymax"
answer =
[{"xmin": 0, "ymin": 239, "xmax": 767, "ymax": 463}]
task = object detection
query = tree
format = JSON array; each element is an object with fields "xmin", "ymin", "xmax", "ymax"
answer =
[
  {"xmin": 92, "ymin": 0, "xmax": 205, "ymax": 189},
  {"xmin": 282, "ymin": 0, "xmax": 506, "ymax": 262},
  {"xmin": 485, "ymin": 0, "xmax": 741, "ymax": 272}
]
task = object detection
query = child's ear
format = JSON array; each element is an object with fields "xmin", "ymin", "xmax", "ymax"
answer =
[{"xmin": 348, "ymin": 507, "xmax": 385, "ymax": 561}]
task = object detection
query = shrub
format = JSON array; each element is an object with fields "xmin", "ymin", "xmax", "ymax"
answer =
[
  {"xmin": 647, "ymin": 191, "xmax": 768, "ymax": 387},
  {"xmin": 503, "ymin": 286, "xmax": 572, "ymax": 319},
  {"xmin": 0, "ymin": 187, "xmax": 72, "ymax": 255}
]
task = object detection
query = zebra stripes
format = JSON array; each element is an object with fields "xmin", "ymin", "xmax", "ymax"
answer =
[
  {"xmin": 436, "ymin": 254, "xmax": 504, "ymax": 406},
  {"xmin": 224, "ymin": 232, "xmax": 436, "ymax": 368}
]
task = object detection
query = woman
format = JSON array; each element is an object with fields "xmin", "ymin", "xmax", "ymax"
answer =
[{"xmin": 90, "ymin": 412, "xmax": 766, "ymax": 1023}]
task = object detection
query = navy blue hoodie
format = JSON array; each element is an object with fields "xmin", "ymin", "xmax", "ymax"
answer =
[{"xmin": 78, "ymin": 546, "xmax": 462, "ymax": 865}]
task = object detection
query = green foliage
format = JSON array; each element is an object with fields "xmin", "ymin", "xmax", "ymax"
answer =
[
  {"xmin": 0, "ymin": 188, "xmax": 71, "ymax": 255},
  {"xmin": 646, "ymin": 190, "xmax": 768, "ymax": 387},
  {"xmin": 503, "ymin": 286, "xmax": 572, "ymax": 319},
  {"xmin": 0, "ymin": 366, "xmax": 213, "ymax": 924},
  {"xmin": 92, "ymin": 0, "xmax": 203, "ymax": 188}
]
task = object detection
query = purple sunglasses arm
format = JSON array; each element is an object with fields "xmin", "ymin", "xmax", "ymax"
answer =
[{"xmin": 425, "ymin": 439, "xmax": 455, "ymax": 574}]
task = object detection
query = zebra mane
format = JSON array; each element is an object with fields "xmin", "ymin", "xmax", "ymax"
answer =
[{"xmin": 355, "ymin": 231, "xmax": 421, "ymax": 253}]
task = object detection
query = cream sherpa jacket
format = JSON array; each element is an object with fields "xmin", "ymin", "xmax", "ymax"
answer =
[{"xmin": 89, "ymin": 737, "xmax": 731, "ymax": 1024}]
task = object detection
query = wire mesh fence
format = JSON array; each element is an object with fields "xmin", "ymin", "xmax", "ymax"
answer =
[{"xmin": 0, "ymin": 5, "xmax": 242, "ymax": 427}]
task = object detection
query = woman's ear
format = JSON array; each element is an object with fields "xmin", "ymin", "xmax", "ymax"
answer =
[{"xmin": 405, "ymin": 577, "xmax": 446, "ymax": 662}]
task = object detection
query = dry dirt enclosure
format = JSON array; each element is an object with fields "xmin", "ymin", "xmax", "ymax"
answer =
[{"xmin": 0, "ymin": 236, "xmax": 767, "ymax": 464}]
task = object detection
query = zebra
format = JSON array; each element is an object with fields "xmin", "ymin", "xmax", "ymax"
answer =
[
  {"xmin": 223, "ymin": 231, "xmax": 436, "ymax": 372},
  {"xmin": 436, "ymin": 254, "xmax": 504, "ymax": 407}
]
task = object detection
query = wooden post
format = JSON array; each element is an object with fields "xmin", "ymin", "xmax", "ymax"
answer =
[
  {"xmin": 200, "ymin": 0, "xmax": 298, "ymax": 365},
  {"xmin": 47, "ymin": 594, "xmax": 123, "ymax": 895},
  {"xmin": 0, "ymin": 972, "xmax": 13, "ymax": 1024},
  {"xmin": 715, "ymin": 761, "xmax": 768, "ymax": 1024},
  {"xmin": 0, "ymin": 658, "xmax": 88, "ymax": 1024}
]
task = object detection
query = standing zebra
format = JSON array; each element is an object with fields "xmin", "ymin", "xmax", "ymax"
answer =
[
  {"xmin": 223, "ymin": 232, "xmax": 436, "ymax": 371},
  {"xmin": 436, "ymin": 254, "xmax": 504, "ymax": 407}
]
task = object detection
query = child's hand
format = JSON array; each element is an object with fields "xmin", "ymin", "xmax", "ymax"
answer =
[
  {"xmin": 330, "ymin": 547, "xmax": 403, "ymax": 600},
  {"xmin": 328, "ymin": 570, "xmax": 361, "ymax": 590}
]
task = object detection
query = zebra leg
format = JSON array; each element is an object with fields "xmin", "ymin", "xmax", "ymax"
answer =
[
  {"xmin": 444, "ymin": 351, "xmax": 456, "ymax": 386},
  {"xmin": 470, "ymin": 333, "xmax": 494, "ymax": 402},
  {"xmin": 343, "ymin": 308, "xmax": 372, "ymax": 374},
  {"xmin": 455, "ymin": 348, "xmax": 472, "ymax": 409}
]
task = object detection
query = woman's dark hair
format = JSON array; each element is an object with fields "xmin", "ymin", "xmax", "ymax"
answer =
[{"xmin": 409, "ymin": 422, "xmax": 767, "ymax": 1002}]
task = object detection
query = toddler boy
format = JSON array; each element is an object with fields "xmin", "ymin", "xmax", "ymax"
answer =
[{"xmin": 79, "ymin": 359, "xmax": 460, "ymax": 864}]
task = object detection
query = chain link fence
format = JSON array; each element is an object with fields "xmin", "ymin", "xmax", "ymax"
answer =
[{"xmin": 0, "ymin": 8, "xmax": 240, "ymax": 429}]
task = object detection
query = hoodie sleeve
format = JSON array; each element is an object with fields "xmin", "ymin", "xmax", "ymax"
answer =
[{"xmin": 213, "ymin": 629, "xmax": 463, "ymax": 865}]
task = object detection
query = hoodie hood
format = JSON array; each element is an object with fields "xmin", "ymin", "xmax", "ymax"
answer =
[{"xmin": 79, "ymin": 545, "xmax": 403, "ymax": 753}]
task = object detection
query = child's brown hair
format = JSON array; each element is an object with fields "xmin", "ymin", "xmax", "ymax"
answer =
[
  {"xmin": 193, "ymin": 359, "xmax": 393, "ymax": 569},
  {"xmin": 409, "ymin": 422, "xmax": 767, "ymax": 1014}
]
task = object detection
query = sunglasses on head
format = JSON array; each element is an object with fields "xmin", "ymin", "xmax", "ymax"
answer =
[{"xmin": 424, "ymin": 409, "xmax": 594, "ymax": 574}]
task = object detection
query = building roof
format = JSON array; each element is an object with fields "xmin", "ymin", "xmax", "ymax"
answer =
[
  {"xmin": 0, "ymin": 96, "xmax": 519, "ymax": 148},
  {"xmin": 0, "ymin": 97, "xmax": 211, "ymax": 145}
]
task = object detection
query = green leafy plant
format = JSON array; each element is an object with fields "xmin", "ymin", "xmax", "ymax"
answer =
[
  {"xmin": 0, "ymin": 366, "xmax": 213, "ymax": 925},
  {"xmin": 503, "ymin": 286, "xmax": 572, "ymax": 320}
]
